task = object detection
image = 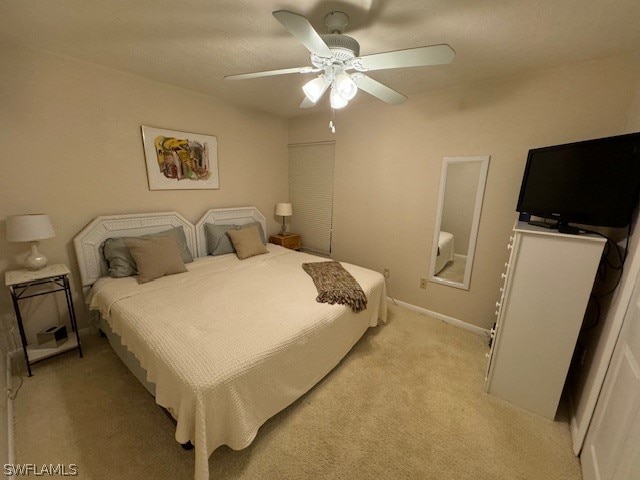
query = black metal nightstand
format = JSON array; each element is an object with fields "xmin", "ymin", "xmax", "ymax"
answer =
[{"xmin": 5, "ymin": 264, "xmax": 83, "ymax": 376}]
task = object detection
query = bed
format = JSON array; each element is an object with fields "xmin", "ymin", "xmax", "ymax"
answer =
[
  {"xmin": 434, "ymin": 231, "xmax": 455, "ymax": 275},
  {"xmin": 74, "ymin": 207, "xmax": 387, "ymax": 480}
]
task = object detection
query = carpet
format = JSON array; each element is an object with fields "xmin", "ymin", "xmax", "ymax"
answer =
[
  {"xmin": 437, "ymin": 257, "xmax": 467, "ymax": 284},
  {"xmin": 14, "ymin": 303, "xmax": 581, "ymax": 479}
]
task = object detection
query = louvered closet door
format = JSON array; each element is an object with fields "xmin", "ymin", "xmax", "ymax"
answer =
[{"xmin": 288, "ymin": 142, "xmax": 335, "ymax": 255}]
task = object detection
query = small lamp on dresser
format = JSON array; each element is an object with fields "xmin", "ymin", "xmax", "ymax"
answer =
[
  {"xmin": 6, "ymin": 214, "xmax": 56, "ymax": 270},
  {"xmin": 275, "ymin": 203, "xmax": 293, "ymax": 235}
]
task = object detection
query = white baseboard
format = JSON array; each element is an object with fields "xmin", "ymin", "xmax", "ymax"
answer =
[{"xmin": 388, "ymin": 298, "xmax": 489, "ymax": 337}]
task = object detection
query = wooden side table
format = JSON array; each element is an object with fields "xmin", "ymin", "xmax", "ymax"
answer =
[
  {"xmin": 269, "ymin": 233, "xmax": 301, "ymax": 251},
  {"xmin": 5, "ymin": 264, "xmax": 83, "ymax": 376}
]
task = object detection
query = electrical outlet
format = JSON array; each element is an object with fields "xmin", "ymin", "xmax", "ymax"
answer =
[
  {"xmin": 419, "ymin": 278, "xmax": 428, "ymax": 289},
  {"xmin": 383, "ymin": 268, "xmax": 390, "ymax": 278}
]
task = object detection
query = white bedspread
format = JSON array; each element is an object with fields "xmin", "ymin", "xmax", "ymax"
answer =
[
  {"xmin": 435, "ymin": 231, "xmax": 455, "ymax": 274},
  {"xmin": 88, "ymin": 245, "xmax": 386, "ymax": 480}
]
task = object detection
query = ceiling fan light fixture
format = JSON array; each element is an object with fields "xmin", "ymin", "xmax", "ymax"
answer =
[
  {"xmin": 334, "ymin": 72, "xmax": 358, "ymax": 100},
  {"xmin": 227, "ymin": 10, "xmax": 455, "ymax": 112},
  {"xmin": 302, "ymin": 76, "xmax": 329, "ymax": 103},
  {"xmin": 330, "ymin": 87, "xmax": 349, "ymax": 109}
]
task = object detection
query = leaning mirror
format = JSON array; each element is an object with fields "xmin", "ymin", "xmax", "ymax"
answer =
[{"xmin": 429, "ymin": 155, "xmax": 490, "ymax": 290}]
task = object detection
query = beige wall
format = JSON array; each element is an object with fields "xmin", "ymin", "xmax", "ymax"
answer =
[
  {"xmin": 289, "ymin": 55, "xmax": 640, "ymax": 329},
  {"xmin": 0, "ymin": 42, "xmax": 289, "ymax": 341}
]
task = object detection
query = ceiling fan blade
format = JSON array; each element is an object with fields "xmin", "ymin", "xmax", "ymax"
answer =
[
  {"xmin": 353, "ymin": 74, "xmax": 407, "ymax": 105},
  {"xmin": 299, "ymin": 97, "xmax": 317, "ymax": 108},
  {"xmin": 225, "ymin": 66, "xmax": 316, "ymax": 81},
  {"xmin": 273, "ymin": 10, "xmax": 333, "ymax": 58},
  {"xmin": 353, "ymin": 44, "xmax": 455, "ymax": 72}
]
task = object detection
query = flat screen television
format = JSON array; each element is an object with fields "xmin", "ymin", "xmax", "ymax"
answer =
[{"xmin": 516, "ymin": 132, "xmax": 640, "ymax": 228}]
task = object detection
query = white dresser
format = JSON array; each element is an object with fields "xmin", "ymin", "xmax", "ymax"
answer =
[{"xmin": 484, "ymin": 222, "xmax": 606, "ymax": 419}]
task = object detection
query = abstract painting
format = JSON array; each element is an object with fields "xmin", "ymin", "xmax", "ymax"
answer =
[{"xmin": 141, "ymin": 126, "xmax": 219, "ymax": 190}]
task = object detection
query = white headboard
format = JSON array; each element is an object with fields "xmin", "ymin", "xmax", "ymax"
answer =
[
  {"xmin": 195, "ymin": 206, "xmax": 267, "ymax": 257},
  {"xmin": 73, "ymin": 211, "xmax": 196, "ymax": 289}
]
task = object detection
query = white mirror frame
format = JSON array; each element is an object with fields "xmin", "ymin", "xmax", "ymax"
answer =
[{"xmin": 428, "ymin": 155, "xmax": 490, "ymax": 290}]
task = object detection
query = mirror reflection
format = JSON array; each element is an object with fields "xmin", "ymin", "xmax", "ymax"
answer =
[{"xmin": 429, "ymin": 156, "xmax": 490, "ymax": 290}]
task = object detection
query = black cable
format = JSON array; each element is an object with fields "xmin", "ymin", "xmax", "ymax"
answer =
[
  {"xmin": 578, "ymin": 223, "xmax": 633, "ymax": 331},
  {"xmin": 581, "ymin": 294, "xmax": 601, "ymax": 332},
  {"xmin": 596, "ymin": 223, "xmax": 632, "ymax": 296},
  {"xmin": 597, "ymin": 263, "xmax": 626, "ymax": 297},
  {"xmin": 580, "ymin": 228, "xmax": 625, "ymax": 270},
  {"xmin": 579, "ymin": 225, "xmax": 631, "ymax": 288}
]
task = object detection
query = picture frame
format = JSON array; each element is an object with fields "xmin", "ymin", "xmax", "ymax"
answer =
[{"xmin": 141, "ymin": 126, "xmax": 219, "ymax": 190}]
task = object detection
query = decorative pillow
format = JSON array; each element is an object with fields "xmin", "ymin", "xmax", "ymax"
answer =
[
  {"xmin": 204, "ymin": 221, "xmax": 267, "ymax": 256},
  {"xmin": 102, "ymin": 238, "xmax": 137, "ymax": 277},
  {"xmin": 204, "ymin": 223, "xmax": 237, "ymax": 256},
  {"xmin": 124, "ymin": 236, "xmax": 187, "ymax": 283},
  {"xmin": 103, "ymin": 226, "xmax": 193, "ymax": 278},
  {"xmin": 242, "ymin": 221, "xmax": 267, "ymax": 245},
  {"xmin": 226, "ymin": 224, "xmax": 268, "ymax": 260}
]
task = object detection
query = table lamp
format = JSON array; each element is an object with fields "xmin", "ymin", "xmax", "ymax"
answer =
[
  {"xmin": 6, "ymin": 214, "xmax": 56, "ymax": 270},
  {"xmin": 275, "ymin": 203, "xmax": 292, "ymax": 235}
]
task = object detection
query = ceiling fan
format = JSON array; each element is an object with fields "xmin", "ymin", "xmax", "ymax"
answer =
[{"xmin": 225, "ymin": 10, "xmax": 455, "ymax": 110}]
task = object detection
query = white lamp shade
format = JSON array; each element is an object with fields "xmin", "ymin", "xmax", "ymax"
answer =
[
  {"xmin": 275, "ymin": 203, "xmax": 293, "ymax": 217},
  {"xmin": 302, "ymin": 76, "xmax": 329, "ymax": 104},
  {"xmin": 335, "ymin": 72, "xmax": 358, "ymax": 100},
  {"xmin": 6, "ymin": 214, "xmax": 56, "ymax": 242},
  {"xmin": 330, "ymin": 87, "xmax": 349, "ymax": 109}
]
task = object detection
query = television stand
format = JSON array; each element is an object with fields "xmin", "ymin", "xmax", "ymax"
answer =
[
  {"xmin": 527, "ymin": 219, "xmax": 582, "ymax": 235},
  {"xmin": 558, "ymin": 222, "xmax": 582, "ymax": 235},
  {"xmin": 527, "ymin": 219, "xmax": 558, "ymax": 229}
]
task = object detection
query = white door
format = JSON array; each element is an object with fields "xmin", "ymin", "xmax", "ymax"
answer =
[{"xmin": 581, "ymin": 273, "xmax": 640, "ymax": 480}]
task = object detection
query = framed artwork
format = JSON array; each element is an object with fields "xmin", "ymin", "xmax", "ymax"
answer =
[{"xmin": 141, "ymin": 126, "xmax": 219, "ymax": 190}]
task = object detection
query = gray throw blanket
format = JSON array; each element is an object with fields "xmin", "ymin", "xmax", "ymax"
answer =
[{"xmin": 302, "ymin": 261, "xmax": 368, "ymax": 313}]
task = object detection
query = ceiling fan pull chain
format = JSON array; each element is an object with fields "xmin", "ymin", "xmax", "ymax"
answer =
[{"xmin": 329, "ymin": 107, "xmax": 336, "ymax": 133}]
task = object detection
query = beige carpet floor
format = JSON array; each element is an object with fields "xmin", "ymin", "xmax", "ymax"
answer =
[
  {"xmin": 14, "ymin": 304, "xmax": 582, "ymax": 479},
  {"xmin": 437, "ymin": 257, "xmax": 467, "ymax": 284}
]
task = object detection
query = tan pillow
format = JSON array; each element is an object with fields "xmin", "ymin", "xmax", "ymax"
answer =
[
  {"xmin": 226, "ymin": 224, "xmax": 268, "ymax": 260},
  {"xmin": 124, "ymin": 236, "xmax": 187, "ymax": 283}
]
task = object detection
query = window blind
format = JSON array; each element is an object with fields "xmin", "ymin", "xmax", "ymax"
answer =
[{"xmin": 288, "ymin": 142, "xmax": 335, "ymax": 255}]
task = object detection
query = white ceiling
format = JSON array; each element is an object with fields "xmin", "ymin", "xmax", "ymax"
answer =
[{"xmin": 2, "ymin": 0, "xmax": 640, "ymax": 118}]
